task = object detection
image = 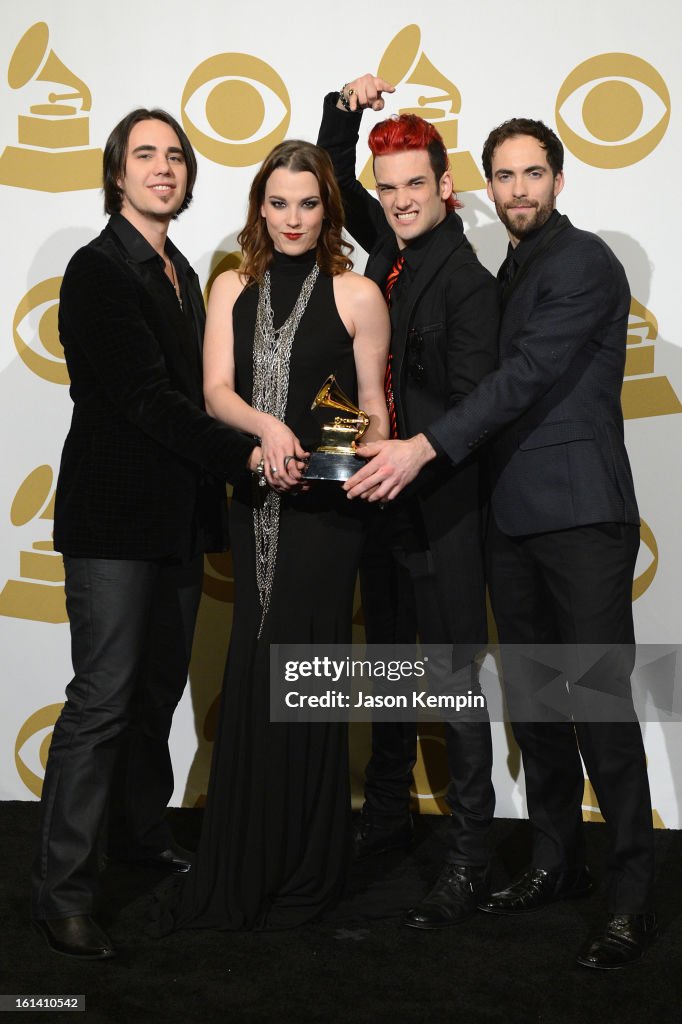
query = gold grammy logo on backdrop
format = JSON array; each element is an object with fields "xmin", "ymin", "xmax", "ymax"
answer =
[
  {"xmin": 182, "ymin": 53, "xmax": 290, "ymax": 167},
  {"xmin": 15, "ymin": 703, "xmax": 63, "ymax": 797},
  {"xmin": 582, "ymin": 779, "xmax": 664, "ymax": 828},
  {"xmin": 202, "ymin": 552, "xmax": 234, "ymax": 604},
  {"xmin": 13, "ymin": 277, "xmax": 68, "ymax": 384},
  {"xmin": 0, "ymin": 22, "xmax": 102, "ymax": 192},
  {"xmin": 411, "ymin": 723, "xmax": 450, "ymax": 813},
  {"xmin": 0, "ymin": 466, "xmax": 66, "ymax": 623},
  {"xmin": 633, "ymin": 518, "xmax": 658, "ymax": 601},
  {"xmin": 621, "ymin": 298, "xmax": 681, "ymax": 420},
  {"xmin": 358, "ymin": 25, "xmax": 484, "ymax": 194},
  {"xmin": 556, "ymin": 53, "xmax": 670, "ymax": 168}
]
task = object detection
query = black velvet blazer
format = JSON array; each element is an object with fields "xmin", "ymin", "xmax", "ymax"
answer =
[{"xmin": 54, "ymin": 214, "xmax": 254, "ymax": 560}]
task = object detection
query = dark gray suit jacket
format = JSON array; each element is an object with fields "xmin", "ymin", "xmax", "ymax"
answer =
[{"xmin": 428, "ymin": 213, "xmax": 639, "ymax": 536}]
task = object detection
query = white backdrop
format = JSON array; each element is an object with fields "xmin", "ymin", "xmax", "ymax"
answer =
[{"xmin": 1, "ymin": 0, "xmax": 680, "ymax": 828}]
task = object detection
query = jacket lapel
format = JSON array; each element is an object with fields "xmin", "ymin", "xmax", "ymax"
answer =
[
  {"xmin": 502, "ymin": 214, "xmax": 571, "ymax": 309},
  {"xmin": 392, "ymin": 218, "xmax": 465, "ymax": 383}
]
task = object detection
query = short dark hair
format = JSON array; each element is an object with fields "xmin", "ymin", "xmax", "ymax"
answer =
[
  {"xmin": 369, "ymin": 114, "xmax": 461, "ymax": 212},
  {"xmin": 102, "ymin": 108, "xmax": 197, "ymax": 216},
  {"xmin": 481, "ymin": 118, "xmax": 564, "ymax": 180}
]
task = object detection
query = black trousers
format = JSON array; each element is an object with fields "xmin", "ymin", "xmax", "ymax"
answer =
[
  {"xmin": 31, "ymin": 554, "xmax": 203, "ymax": 919},
  {"xmin": 486, "ymin": 517, "xmax": 655, "ymax": 913},
  {"xmin": 359, "ymin": 504, "xmax": 494, "ymax": 866}
]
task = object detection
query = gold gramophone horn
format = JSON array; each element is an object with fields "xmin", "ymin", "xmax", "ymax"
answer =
[
  {"xmin": 378, "ymin": 24, "xmax": 460, "ymax": 120},
  {"xmin": 311, "ymin": 374, "xmax": 368, "ymax": 426},
  {"xmin": 358, "ymin": 24, "xmax": 485, "ymax": 191},
  {"xmin": 8, "ymin": 21, "xmax": 92, "ymax": 112}
]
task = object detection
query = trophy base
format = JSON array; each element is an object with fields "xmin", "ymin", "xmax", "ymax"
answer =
[{"xmin": 304, "ymin": 451, "xmax": 364, "ymax": 482}]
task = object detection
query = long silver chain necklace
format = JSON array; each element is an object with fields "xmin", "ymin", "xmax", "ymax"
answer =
[{"xmin": 252, "ymin": 262, "xmax": 319, "ymax": 636}]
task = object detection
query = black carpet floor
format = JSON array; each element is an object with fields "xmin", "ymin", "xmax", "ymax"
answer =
[{"xmin": 3, "ymin": 803, "xmax": 681, "ymax": 1024}]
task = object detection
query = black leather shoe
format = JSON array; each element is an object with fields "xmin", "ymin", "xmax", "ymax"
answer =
[
  {"xmin": 353, "ymin": 815, "xmax": 413, "ymax": 860},
  {"xmin": 576, "ymin": 912, "xmax": 657, "ymax": 969},
  {"xmin": 404, "ymin": 864, "xmax": 489, "ymax": 929},
  {"xmin": 34, "ymin": 914, "xmax": 115, "ymax": 960},
  {"xmin": 133, "ymin": 844, "xmax": 193, "ymax": 873},
  {"xmin": 478, "ymin": 866, "xmax": 593, "ymax": 915}
]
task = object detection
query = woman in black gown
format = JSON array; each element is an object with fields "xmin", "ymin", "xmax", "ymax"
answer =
[{"xmin": 161, "ymin": 141, "xmax": 389, "ymax": 931}]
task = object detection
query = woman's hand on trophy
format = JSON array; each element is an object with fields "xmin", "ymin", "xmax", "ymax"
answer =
[
  {"xmin": 259, "ymin": 418, "xmax": 309, "ymax": 492},
  {"xmin": 338, "ymin": 74, "xmax": 395, "ymax": 113}
]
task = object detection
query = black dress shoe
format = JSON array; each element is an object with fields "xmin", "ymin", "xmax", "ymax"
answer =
[
  {"xmin": 353, "ymin": 815, "xmax": 413, "ymax": 860},
  {"xmin": 478, "ymin": 866, "xmax": 593, "ymax": 915},
  {"xmin": 576, "ymin": 912, "xmax": 657, "ymax": 969},
  {"xmin": 404, "ymin": 864, "xmax": 489, "ymax": 929},
  {"xmin": 133, "ymin": 845, "xmax": 193, "ymax": 873},
  {"xmin": 34, "ymin": 914, "xmax": 115, "ymax": 960}
]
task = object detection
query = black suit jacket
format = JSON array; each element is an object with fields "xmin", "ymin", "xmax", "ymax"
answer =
[
  {"xmin": 318, "ymin": 96, "xmax": 499, "ymax": 640},
  {"xmin": 428, "ymin": 213, "xmax": 639, "ymax": 535},
  {"xmin": 54, "ymin": 214, "xmax": 255, "ymax": 560}
]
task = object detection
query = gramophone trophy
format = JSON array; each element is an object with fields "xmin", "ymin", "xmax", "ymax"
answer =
[{"xmin": 305, "ymin": 375, "xmax": 370, "ymax": 482}]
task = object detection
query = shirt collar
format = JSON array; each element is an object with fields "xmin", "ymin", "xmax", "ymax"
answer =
[
  {"xmin": 510, "ymin": 208, "xmax": 561, "ymax": 269},
  {"xmin": 396, "ymin": 214, "xmax": 451, "ymax": 272},
  {"xmin": 108, "ymin": 212, "xmax": 189, "ymax": 275}
]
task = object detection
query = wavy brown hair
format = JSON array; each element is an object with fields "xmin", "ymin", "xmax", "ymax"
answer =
[{"xmin": 238, "ymin": 140, "xmax": 353, "ymax": 283}]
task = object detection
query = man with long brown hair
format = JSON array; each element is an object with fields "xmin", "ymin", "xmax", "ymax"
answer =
[{"xmin": 31, "ymin": 109, "xmax": 258, "ymax": 960}]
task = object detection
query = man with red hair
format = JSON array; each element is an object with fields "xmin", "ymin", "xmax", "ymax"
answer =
[{"xmin": 318, "ymin": 74, "xmax": 499, "ymax": 928}]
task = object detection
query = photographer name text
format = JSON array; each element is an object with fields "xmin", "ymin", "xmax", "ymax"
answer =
[{"xmin": 284, "ymin": 690, "xmax": 485, "ymax": 711}]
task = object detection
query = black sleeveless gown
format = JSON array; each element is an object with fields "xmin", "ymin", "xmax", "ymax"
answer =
[{"xmin": 160, "ymin": 249, "xmax": 365, "ymax": 931}]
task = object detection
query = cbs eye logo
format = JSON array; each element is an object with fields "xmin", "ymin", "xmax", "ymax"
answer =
[
  {"xmin": 411, "ymin": 724, "xmax": 450, "ymax": 813},
  {"xmin": 13, "ymin": 277, "xmax": 68, "ymax": 384},
  {"xmin": 15, "ymin": 703, "xmax": 63, "ymax": 797},
  {"xmin": 182, "ymin": 53, "xmax": 290, "ymax": 167},
  {"xmin": 556, "ymin": 53, "xmax": 670, "ymax": 168}
]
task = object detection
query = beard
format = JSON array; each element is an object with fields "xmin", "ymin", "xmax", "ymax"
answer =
[{"xmin": 495, "ymin": 198, "xmax": 554, "ymax": 241}]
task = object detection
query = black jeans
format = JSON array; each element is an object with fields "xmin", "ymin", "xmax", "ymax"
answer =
[
  {"xmin": 32, "ymin": 555, "xmax": 203, "ymax": 919},
  {"xmin": 360, "ymin": 503, "xmax": 494, "ymax": 866}
]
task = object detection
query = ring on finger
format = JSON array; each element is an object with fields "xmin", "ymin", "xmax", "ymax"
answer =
[
  {"xmin": 284, "ymin": 454, "xmax": 295, "ymax": 469},
  {"xmin": 271, "ymin": 465, "xmax": 278, "ymax": 475}
]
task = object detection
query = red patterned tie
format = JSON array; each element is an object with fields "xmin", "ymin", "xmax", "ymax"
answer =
[{"xmin": 383, "ymin": 255, "xmax": 404, "ymax": 439}]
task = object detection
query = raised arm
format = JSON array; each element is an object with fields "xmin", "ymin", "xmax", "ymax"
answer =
[
  {"xmin": 317, "ymin": 74, "xmax": 395, "ymax": 255},
  {"xmin": 336, "ymin": 74, "xmax": 395, "ymax": 113},
  {"xmin": 203, "ymin": 270, "xmax": 308, "ymax": 491}
]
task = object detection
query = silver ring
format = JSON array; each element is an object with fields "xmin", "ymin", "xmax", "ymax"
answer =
[
  {"xmin": 284, "ymin": 455, "xmax": 294, "ymax": 469},
  {"xmin": 271, "ymin": 465, "xmax": 278, "ymax": 475}
]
